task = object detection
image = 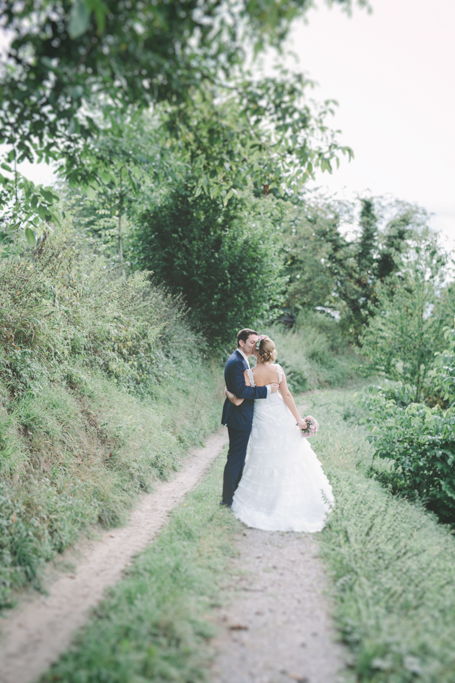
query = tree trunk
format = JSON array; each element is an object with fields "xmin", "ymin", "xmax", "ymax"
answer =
[{"xmin": 118, "ymin": 194, "xmax": 125, "ymax": 280}]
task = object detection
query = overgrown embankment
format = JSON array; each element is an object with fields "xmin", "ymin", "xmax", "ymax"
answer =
[
  {"xmin": 0, "ymin": 225, "xmax": 222, "ymax": 610},
  {"xmin": 311, "ymin": 388, "xmax": 455, "ymax": 682}
]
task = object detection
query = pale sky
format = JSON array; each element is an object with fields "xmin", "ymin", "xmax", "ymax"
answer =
[
  {"xmin": 2, "ymin": 0, "xmax": 455, "ymax": 241},
  {"xmin": 287, "ymin": 0, "xmax": 455, "ymax": 239}
]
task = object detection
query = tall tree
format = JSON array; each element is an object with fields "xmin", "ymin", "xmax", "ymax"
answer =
[
  {"xmin": 132, "ymin": 178, "xmax": 287, "ymax": 342},
  {"xmin": 0, "ymin": 0, "xmax": 367, "ymax": 237},
  {"xmin": 282, "ymin": 196, "xmax": 423, "ymax": 340},
  {"xmin": 360, "ymin": 231, "xmax": 455, "ymax": 401}
]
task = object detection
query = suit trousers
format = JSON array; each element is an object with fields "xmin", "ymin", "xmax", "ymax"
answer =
[{"xmin": 222, "ymin": 427, "xmax": 251, "ymax": 506}]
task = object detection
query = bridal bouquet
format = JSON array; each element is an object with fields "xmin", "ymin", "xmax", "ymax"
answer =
[{"xmin": 298, "ymin": 415, "xmax": 319, "ymax": 438}]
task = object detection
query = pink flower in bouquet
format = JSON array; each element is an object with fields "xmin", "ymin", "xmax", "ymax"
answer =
[{"xmin": 298, "ymin": 415, "xmax": 319, "ymax": 438}]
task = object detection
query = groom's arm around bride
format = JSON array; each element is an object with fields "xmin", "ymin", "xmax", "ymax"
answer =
[{"xmin": 221, "ymin": 335, "xmax": 278, "ymax": 431}]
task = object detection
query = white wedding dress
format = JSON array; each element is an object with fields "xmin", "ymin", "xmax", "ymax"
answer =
[{"xmin": 232, "ymin": 365, "xmax": 334, "ymax": 532}]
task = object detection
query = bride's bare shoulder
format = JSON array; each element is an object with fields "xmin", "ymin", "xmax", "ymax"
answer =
[{"xmin": 251, "ymin": 364, "xmax": 277, "ymax": 386}]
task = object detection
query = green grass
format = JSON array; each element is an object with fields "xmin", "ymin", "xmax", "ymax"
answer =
[
  {"xmin": 306, "ymin": 387, "xmax": 455, "ymax": 682},
  {"xmin": 36, "ymin": 382, "xmax": 455, "ymax": 683},
  {"xmin": 0, "ymin": 365, "xmax": 223, "ymax": 610},
  {"xmin": 0, "ymin": 220, "xmax": 226, "ymax": 610},
  {"xmin": 39, "ymin": 451, "xmax": 240, "ymax": 683}
]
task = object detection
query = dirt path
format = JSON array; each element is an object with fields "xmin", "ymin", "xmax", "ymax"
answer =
[
  {"xmin": 209, "ymin": 400, "xmax": 344, "ymax": 683},
  {"xmin": 209, "ymin": 529, "xmax": 345, "ymax": 683},
  {"xmin": 0, "ymin": 429, "xmax": 228, "ymax": 683}
]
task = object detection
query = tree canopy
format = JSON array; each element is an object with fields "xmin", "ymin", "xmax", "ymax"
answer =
[{"xmin": 0, "ymin": 0, "xmax": 369, "ymax": 236}]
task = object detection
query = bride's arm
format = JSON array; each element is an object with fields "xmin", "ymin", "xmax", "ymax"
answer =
[
  {"xmin": 278, "ymin": 369, "xmax": 307, "ymax": 428},
  {"xmin": 225, "ymin": 387, "xmax": 244, "ymax": 406}
]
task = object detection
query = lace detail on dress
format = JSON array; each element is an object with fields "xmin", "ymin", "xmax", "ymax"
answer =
[
  {"xmin": 275, "ymin": 364, "xmax": 283, "ymax": 384},
  {"xmin": 248, "ymin": 365, "xmax": 281, "ymax": 388},
  {"xmin": 246, "ymin": 368, "xmax": 255, "ymax": 387}
]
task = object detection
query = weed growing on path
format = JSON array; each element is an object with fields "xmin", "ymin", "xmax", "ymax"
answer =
[{"xmin": 39, "ymin": 452, "xmax": 240, "ymax": 683}]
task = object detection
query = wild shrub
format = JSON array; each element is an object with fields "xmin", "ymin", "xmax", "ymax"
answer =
[
  {"xmin": 361, "ymin": 327, "xmax": 455, "ymax": 522},
  {"xmin": 362, "ymin": 384, "xmax": 455, "ymax": 522},
  {"xmin": 360, "ymin": 232, "xmax": 455, "ymax": 401}
]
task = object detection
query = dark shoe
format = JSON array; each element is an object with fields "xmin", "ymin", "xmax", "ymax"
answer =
[{"xmin": 219, "ymin": 501, "xmax": 232, "ymax": 508}]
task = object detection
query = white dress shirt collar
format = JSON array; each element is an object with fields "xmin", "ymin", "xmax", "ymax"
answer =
[{"xmin": 237, "ymin": 348, "xmax": 250, "ymax": 366}]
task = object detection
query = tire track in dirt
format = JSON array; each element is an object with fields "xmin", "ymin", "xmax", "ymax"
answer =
[{"xmin": 0, "ymin": 429, "xmax": 228, "ymax": 683}]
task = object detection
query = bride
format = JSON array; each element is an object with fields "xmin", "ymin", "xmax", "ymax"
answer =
[{"xmin": 225, "ymin": 335, "xmax": 333, "ymax": 532}]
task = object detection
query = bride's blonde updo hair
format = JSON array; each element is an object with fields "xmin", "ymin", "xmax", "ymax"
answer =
[{"xmin": 257, "ymin": 336, "xmax": 277, "ymax": 364}]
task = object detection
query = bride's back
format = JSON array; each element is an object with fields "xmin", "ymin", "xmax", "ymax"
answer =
[{"xmin": 250, "ymin": 362, "xmax": 280, "ymax": 387}]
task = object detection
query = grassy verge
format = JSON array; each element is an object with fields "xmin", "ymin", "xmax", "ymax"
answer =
[
  {"xmin": 307, "ymin": 387, "xmax": 455, "ymax": 682},
  {"xmin": 0, "ymin": 365, "xmax": 222, "ymax": 611},
  {"xmin": 0, "ymin": 222, "xmax": 225, "ymax": 610},
  {"xmin": 39, "ymin": 450, "xmax": 240, "ymax": 683}
]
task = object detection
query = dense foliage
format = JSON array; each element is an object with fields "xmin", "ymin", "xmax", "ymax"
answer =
[
  {"xmin": 282, "ymin": 196, "xmax": 430, "ymax": 340},
  {"xmin": 362, "ymin": 382, "xmax": 455, "ymax": 522},
  {"xmin": 0, "ymin": 0, "xmax": 362, "ymax": 238},
  {"xmin": 0, "ymin": 223, "xmax": 221, "ymax": 608},
  {"xmin": 360, "ymin": 231, "xmax": 455, "ymax": 399},
  {"xmin": 0, "ymin": 0, "xmax": 366, "ymax": 158},
  {"xmin": 133, "ymin": 182, "xmax": 287, "ymax": 342},
  {"xmin": 359, "ymin": 318, "xmax": 455, "ymax": 523}
]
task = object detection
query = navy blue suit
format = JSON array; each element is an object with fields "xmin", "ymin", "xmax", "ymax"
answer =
[{"xmin": 221, "ymin": 349, "xmax": 268, "ymax": 505}]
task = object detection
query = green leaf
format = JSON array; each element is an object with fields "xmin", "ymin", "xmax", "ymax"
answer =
[
  {"xmin": 38, "ymin": 205, "xmax": 48, "ymax": 221},
  {"xmin": 223, "ymin": 189, "xmax": 233, "ymax": 206},
  {"xmin": 40, "ymin": 188, "xmax": 56, "ymax": 203},
  {"xmin": 101, "ymin": 171, "xmax": 114, "ymax": 184},
  {"xmin": 68, "ymin": 0, "xmax": 91, "ymax": 39},
  {"xmin": 68, "ymin": 118, "xmax": 78, "ymax": 135},
  {"xmin": 25, "ymin": 227, "xmax": 36, "ymax": 247}
]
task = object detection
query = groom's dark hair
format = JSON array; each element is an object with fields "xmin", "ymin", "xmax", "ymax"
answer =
[{"xmin": 237, "ymin": 328, "xmax": 258, "ymax": 347}]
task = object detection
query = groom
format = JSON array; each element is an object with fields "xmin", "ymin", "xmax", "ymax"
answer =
[{"xmin": 221, "ymin": 328, "xmax": 279, "ymax": 507}]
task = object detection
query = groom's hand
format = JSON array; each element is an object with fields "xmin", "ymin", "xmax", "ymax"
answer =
[{"xmin": 270, "ymin": 383, "xmax": 279, "ymax": 393}]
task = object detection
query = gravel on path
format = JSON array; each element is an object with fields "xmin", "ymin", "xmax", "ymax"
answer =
[
  {"xmin": 209, "ymin": 524, "xmax": 345, "ymax": 683},
  {"xmin": 0, "ymin": 429, "xmax": 229, "ymax": 683}
]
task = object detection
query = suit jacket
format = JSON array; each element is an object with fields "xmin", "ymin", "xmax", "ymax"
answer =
[{"xmin": 221, "ymin": 349, "xmax": 268, "ymax": 431}]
